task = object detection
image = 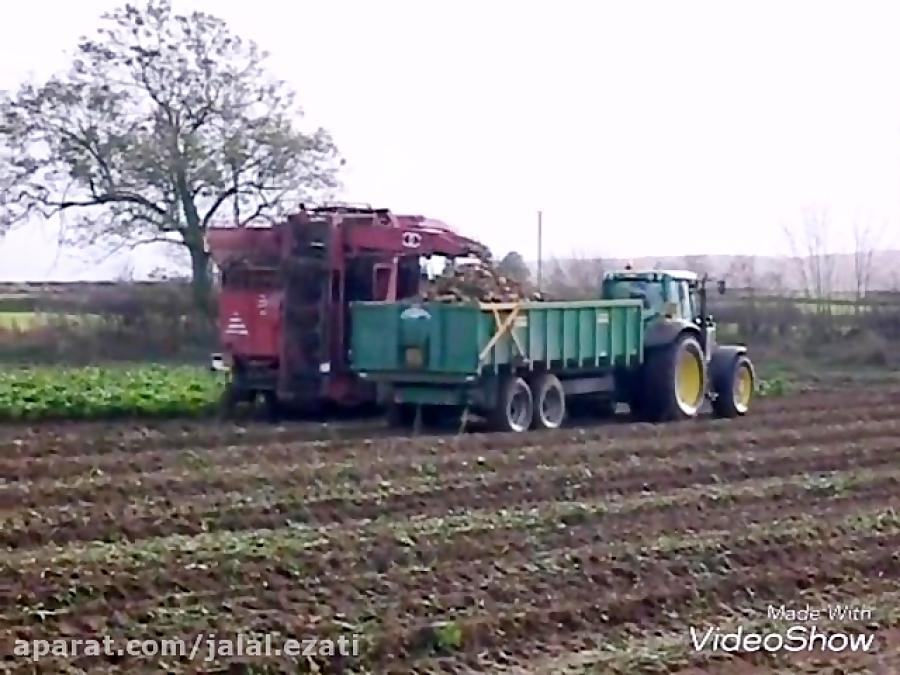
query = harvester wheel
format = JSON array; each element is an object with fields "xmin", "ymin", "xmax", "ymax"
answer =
[
  {"xmin": 489, "ymin": 376, "xmax": 534, "ymax": 433},
  {"xmin": 260, "ymin": 391, "xmax": 282, "ymax": 422},
  {"xmin": 531, "ymin": 373, "xmax": 566, "ymax": 430},
  {"xmin": 711, "ymin": 354, "xmax": 754, "ymax": 418},
  {"xmin": 643, "ymin": 333, "xmax": 708, "ymax": 422},
  {"xmin": 218, "ymin": 383, "xmax": 249, "ymax": 420}
]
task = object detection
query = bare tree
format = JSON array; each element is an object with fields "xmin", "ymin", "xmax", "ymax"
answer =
[
  {"xmin": 543, "ymin": 251, "xmax": 606, "ymax": 299},
  {"xmin": 727, "ymin": 255, "xmax": 757, "ymax": 292},
  {"xmin": 851, "ymin": 212, "xmax": 882, "ymax": 304},
  {"xmin": 762, "ymin": 270, "xmax": 786, "ymax": 295},
  {"xmin": 782, "ymin": 206, "xmax": 836, "ymax": 305}
]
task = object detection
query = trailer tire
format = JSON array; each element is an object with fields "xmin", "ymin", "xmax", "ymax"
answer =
[
  {"xmin": 711, "ymin": 354, "xmax": 754, "ymax": 418},
  {"xmin": 489, "ymin": 376, "xmax": 534, "ymax": 433},
  {"xmin": 531, "ymin": 373, "xmax": 566, "ymax": 430},
  {"xmin": 643, "ymin": 332, "xmax": 708, "ymax": 422}
]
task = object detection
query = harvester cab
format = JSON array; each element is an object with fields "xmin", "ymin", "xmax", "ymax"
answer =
[{"xmin": 206, "ymin": 204, "xmax": 487, "ymax": 418}]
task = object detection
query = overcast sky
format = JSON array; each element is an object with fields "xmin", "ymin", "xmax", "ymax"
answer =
[{"xmin": 2, "ymin": 0, "xmax": 900, "ymax": 280}]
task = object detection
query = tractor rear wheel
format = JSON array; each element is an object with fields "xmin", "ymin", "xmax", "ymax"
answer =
[
  {"xmin": 643, "ymin": 333, "xmax": 708, "ymax": 422},
  {"xmin": 712, "ymin": 354, "xmax": 754, "ymax": 418},
  {"xmin": 489, "ymin": 376, "xmax": 534, "ymax": 432},
  {"xmin": 530, "ymin": 373, "xmax": 566, "ymax": 430}
]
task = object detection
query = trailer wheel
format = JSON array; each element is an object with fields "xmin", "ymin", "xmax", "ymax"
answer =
[
  {"xmin": 531, "ymin": 374, "xmax": 566, "ymax": 430},
  {"xmin": 644, "ymin": 333, "xmax": 708, "ymax": 422},
  {"xmin": 490, "ymin": 376, "xmax": 534, "ymax": 432},
  {"xmin": 711, "ymin": 354, "xmax": 754, "ymax": 418}
]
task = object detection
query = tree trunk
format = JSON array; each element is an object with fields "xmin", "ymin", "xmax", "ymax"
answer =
[
  {"xmin": 173, "ymin": 158, "xmax": 211, "ymax": 314},
  {"xmin": 188, "ymin": 243, "xmax": 212, "ymax": 314}
]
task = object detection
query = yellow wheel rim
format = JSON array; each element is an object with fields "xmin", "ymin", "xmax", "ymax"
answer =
[
  {"xmin": 733, "ymin": 363, "xmax": 753, "ymax": 413},
  {"xmin": 676, "ymin": 346, "xmax": 704, "ymax": 414}
]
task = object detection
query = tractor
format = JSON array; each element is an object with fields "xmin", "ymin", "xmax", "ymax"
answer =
[{"xmin": 601, "ymin": 268, "xmax": 755, "ymax": 421}]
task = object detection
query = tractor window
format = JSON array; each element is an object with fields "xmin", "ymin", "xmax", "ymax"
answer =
[
  {"xmin": 690, "ymin": 286, "xmax": 703, "ymax": 320},
  {"xmin": 641, "ymin": 283, "xmax": 664, "ymax": 311},
  {"xmin": 607, "ymin": 279, "xmax": 663, "ymax": 312},
  {"xmin": 677, "ymin": 282, "xmax": 696, "ymax": 320}
]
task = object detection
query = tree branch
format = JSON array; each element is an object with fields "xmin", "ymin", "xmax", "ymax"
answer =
[
  {"xmin": 200, "ymin": 185, "xmax": 238, "ymax": 228},
  {"xmin": 50, "ymin": 191, "xmax": 168, "ymax": 216}
]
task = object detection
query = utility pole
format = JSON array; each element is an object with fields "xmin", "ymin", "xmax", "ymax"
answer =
[{"xmin": 537, "ymin": 210, "xmax": 543, "ymax": 291}]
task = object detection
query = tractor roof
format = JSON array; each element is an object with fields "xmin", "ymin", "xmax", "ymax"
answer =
[{"xmin": 606, "ymin": 269, "xmax": 700, "ymax": 282}]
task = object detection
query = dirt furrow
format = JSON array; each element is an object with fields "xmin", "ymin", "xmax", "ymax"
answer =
[
  {"xmin": 5, "ymin": 411, "xmax": 900, "ymax": 511},
  {"xmin": 3, "ymin": 493, "xmax": 897, "ymax": 635},
  {"xmin": 4, "ymin": 432, "xmax": 900, "ymax": 549},
  {"xmin": 2, "ymin": 471, "xmax": 896, "ymax": 592},
  {"xmin": 4, "ymin": 386, "xmax": 900, "ymax": 463},
  {"xmin": 4, "ymin": 384, "xmax": 899, "ymax": 673},
  {"xmin": 484, "ymin": 585, "xmax": 900, "ymax": 674},
  {"xmin": 12, "ymin": 533, "xmax": 898, "ymax": 673},
  {"xmin": 369, "ymin": 548, "xmax": 900, "ymax": 671}
]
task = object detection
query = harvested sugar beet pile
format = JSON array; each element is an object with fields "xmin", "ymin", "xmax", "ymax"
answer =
[{"xmin": 421, "ymin": 258, "xmax": 545, "ymax": 303}]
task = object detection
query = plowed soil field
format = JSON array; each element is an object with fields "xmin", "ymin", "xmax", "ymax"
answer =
[{"xmin": 1, "ymin": 386, "xmax": 899, "ymax": 674}]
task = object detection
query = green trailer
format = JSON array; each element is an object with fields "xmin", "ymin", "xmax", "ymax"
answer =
[{"xmin": 350, "ymin": 269, "xmax": 756, "ymax": 432}]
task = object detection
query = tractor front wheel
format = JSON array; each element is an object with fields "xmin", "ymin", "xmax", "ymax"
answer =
[{"xmin": 712, "ymin": 354, "xmax": 755, "ymax": 418}]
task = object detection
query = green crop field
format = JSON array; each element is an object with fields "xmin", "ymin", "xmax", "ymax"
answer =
[
  {"xmin": 0, "ymin": 311, "xmax": 102, "ymax": 330},
  {"xmin": 0, "ymin": 365, "xmax": 226, "ymax": 420},
  {"xmin": 0, "ymin": 312, "xmax": 41, "ymax": 329}
]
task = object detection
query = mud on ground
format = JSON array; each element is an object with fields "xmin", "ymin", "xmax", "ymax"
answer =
[{"xmin": 1, "ymin": 387, "xmax": 899, "ymax": 673}]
